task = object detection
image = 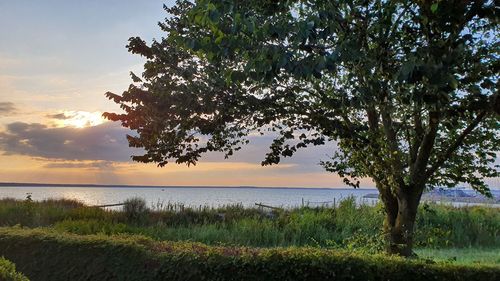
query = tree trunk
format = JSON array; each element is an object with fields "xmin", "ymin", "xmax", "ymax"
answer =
[{"xmin": 381, "ymin": 187, "xmax": 423, "ymax": 257}]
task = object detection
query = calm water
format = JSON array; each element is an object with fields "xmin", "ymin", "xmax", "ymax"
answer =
[{"xmin": 0, "ymin": 186, "xmax": 378, "ymax": 208}]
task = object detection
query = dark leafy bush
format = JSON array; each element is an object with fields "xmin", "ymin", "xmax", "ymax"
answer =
[
  {"xmin": 123, "ymin": 197, "xmax": 148, "ymax": 223},
  {"xmin": 0, "ymin": 227, "xmax": 498, "ymax": 281},
  {"xmin": 0, "ymin": 256, "xmax": 29, "ymax": 281}
]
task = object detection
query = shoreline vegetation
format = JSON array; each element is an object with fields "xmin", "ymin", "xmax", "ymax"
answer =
[
  {"xmin": 0, "ymin": 196, "xmax": 498, "ymax": 280},
  {"xmin": 0, "ymin": 197, "xmax": 498, "ymax": 258}
]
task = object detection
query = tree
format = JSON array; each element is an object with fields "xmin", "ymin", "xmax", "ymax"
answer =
[{"xmin": 105, "ymin": 0, "xmax": 500, "ymax": 256}]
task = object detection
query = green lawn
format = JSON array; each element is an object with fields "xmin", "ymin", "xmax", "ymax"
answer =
[{"xmin": 416, "ymin": 248, "xmax": 500, "ymax": 266}]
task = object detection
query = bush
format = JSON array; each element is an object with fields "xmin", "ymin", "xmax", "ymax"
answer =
[
  {"xmin": 0, "ymin": 227, "xmax": 497, "ymax": 281},
  {"xmin": 122, "ymin": 197, "xmax": 148, "ymax": 223},
  {"xmin": 0, "ymin": 256, "xmax": 29, "ymax": 281}
]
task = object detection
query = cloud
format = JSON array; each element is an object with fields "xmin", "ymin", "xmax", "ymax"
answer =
[
  {"xmin": 201, "ymin": 134, "xmax": 337, "ymax": 172},
  {"xmin": 0, "ymin": 119, "xmax": 336, "ymax": 174},
  {"xmin": 0, "ymin": 121, "xmax": 138, "ymax": 161},
  {"xmin": 0, "ymin": 102, "xmax": 16, "ymax": 116},
  {"xmin": 46, "ymin": 113, "xmax": 69, "ymax": 120},
  {"xmin": 43, "ymin": 160, "xmax": 116, "ymax": 170}
]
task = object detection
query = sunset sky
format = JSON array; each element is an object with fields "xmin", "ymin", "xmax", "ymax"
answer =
[
  {"xmin": 0, "ymin": 0, "xmax": 367, "ymax": 187},
  {"xmin": 1, "ymin": 1, "xmax": 497, "ymax": 189}
]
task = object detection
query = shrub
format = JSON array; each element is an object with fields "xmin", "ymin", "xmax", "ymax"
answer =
[
  {"xmin": 122, "ymin": 197, "xmax": 148, "ymax": 223},
  {"xmin": 327, "ymin": 230, "xmax": 386, "ymax": 255},
  {"xmin": 0, "ymin": 256, "xmax": 29, "ymax": 281},
  {"xmin": 0, "ymin": 227, "xmax": 498, "ymax": 281}
]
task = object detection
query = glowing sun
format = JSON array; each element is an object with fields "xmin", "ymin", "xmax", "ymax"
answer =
[{"xmin": 58, "ymin": 111, "xmax": 106, "ymax": 128}]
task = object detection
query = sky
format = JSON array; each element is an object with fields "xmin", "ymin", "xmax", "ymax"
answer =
[
  {"xmin": 0, "ymin": 0, "xmax": 365, "ymax": 187},
  {"xmin": 1, "ymin": 1, "xmax": 496, "ymax": 189}
]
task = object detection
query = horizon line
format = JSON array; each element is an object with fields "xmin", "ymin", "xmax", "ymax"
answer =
[{"xmin": 0, "ymin": 181, "xmax": 379, "ymax": 190}]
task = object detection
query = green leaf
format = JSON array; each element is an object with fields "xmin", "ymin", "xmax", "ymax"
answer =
[
  {"xmin": 431, "ymin": 3, "xmax": 439, "ymax": 13},
  {"xmin": 215, "ymin": 33, "xmax": 224, "ymax": 45},
  {"xmin": 448, "ymin": 75, "xmax": 458, "ymax": 90},
  {"xmin": 194, "ymin": 14, "xmax": 204, "ymax": 25},
  {"xmin": 398, "ymin": 60, "xmax": 415, "ymax": 81}
]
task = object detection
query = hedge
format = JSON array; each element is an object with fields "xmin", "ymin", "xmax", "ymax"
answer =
[
  {"xmin": 0, "ymin": 227, "xmax": 498, "ymax": 281},
  {"xmin": 0, "ymin": 256, "xmax": 29, "ymax": 281}
]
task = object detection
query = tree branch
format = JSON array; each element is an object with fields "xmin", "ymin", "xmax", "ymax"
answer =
[
  {"xmin": 411, "ymin": 110, "xmax": 440, "ymax": 186},
  {"xmin": 409, "ymin": 106, "xmax": 424, "ymax": 165},
  {"xmin": 367, "ymin": 106, "xmax": 379, "ymax": 131},
  {"xmin": 385, "ymin": 2, "xmax": 411, "ymax": 42},
  {"xmin": 424, "ymin": 110, "xmax": 488, "ymax": 181},
  {"xmin": 380, "ymin": 103, "xmax": 406, "ymax": 189}
]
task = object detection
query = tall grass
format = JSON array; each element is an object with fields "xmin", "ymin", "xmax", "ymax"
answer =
[
  {"xmin": 0, "ymin": 197, "xmax": 498, "ymax": 249},
  {"xmin": 0, "ymin": 197, "xmax": 96, "ymax": 227}
]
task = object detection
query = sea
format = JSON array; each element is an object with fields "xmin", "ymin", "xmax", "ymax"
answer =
[
  {"xmin": 2, "ymin": 184, "xmax": 499, "ymax": 209},
  {"xmin": 0, "ymin": 185, "xmax": 379, "ymax": 208}
]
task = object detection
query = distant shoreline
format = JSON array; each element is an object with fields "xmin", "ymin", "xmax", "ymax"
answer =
[{"xmin": 0, "ymin": 182, "xmax": 377, "ymax": 190}]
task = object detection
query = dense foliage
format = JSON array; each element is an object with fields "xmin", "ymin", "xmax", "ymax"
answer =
[
  {"xmin": 105, "ymin": 0, "xmax": 500, "ymax": 255},
  {"xmin": 0, "ymin": 227, "xmax": 498, "ymax": 281},
  {"xmin": 0, "ymin": 198, "xmax": 498, "ymax": 250},
  {"xmin": 0, "ymin": 257, "xmax": 29, "ymax": 281}
]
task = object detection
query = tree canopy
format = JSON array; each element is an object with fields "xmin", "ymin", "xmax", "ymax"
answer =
[{"xmin": 105, "ymin": 0, "xmax": 499, "ymax": 255}]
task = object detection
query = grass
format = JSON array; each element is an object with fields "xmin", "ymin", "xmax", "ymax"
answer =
[
  {"xmin": 416, "ymin": 248, "xmax": 500, "ymax": 266},
  {"xmin": 0, "ymin": 196, "xmax": 499, "ymax": 265}
]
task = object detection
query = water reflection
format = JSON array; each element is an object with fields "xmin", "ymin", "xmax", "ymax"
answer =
[{"xmin": 0, "ymin": 186, "xmax": 378, "ymax": 208}]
